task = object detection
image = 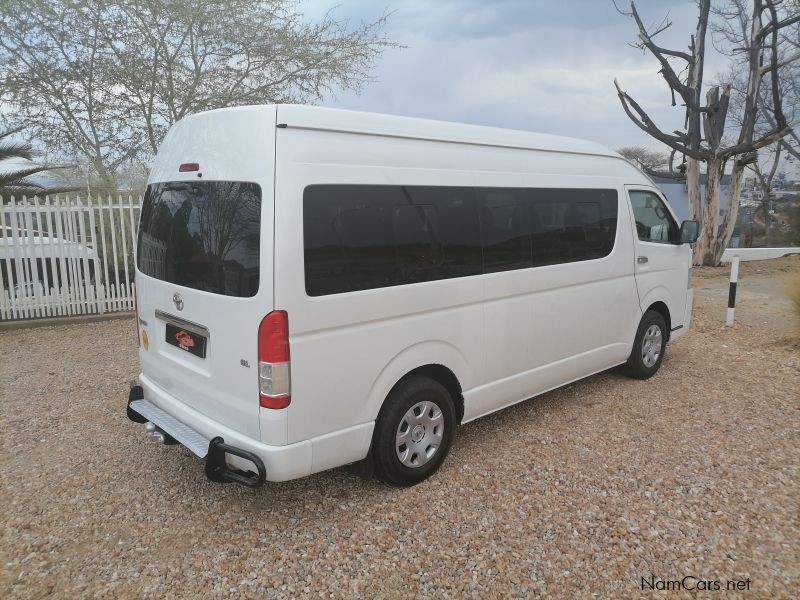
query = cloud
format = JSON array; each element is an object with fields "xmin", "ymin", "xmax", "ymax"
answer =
[{"xmin": 309, "ymin": 0, "xmax": 732, "ymax": 152}]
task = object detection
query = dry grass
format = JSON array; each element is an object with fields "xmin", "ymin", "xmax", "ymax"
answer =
[{"xmin": 787, "ymin": 273, "xmax": 800, "ymax": 333}]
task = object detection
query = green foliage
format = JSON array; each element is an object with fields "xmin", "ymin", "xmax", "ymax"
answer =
[
  {"xmin": 0, "ymin": 127, "xmax": 49, "ymax": 199},
  {"xmin": 0, "ymin": 0, "xmax": 398, "ymax": 189},
  {"xmin": 0, "ymin": 127, "xmax": 79, "ymax": 200}
]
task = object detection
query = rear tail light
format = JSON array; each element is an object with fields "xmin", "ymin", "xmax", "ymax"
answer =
[{"xmin": 258, "ymin": 311, "xmax": 291, "ymax": 409}]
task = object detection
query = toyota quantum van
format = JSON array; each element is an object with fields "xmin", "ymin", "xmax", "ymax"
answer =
[{"xmin": 127, "ymin": 105, "xmax": 699, "ymax": 488}]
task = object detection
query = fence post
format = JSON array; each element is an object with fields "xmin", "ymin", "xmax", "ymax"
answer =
[
  {"xmin": 117, "ymin": 195, "xmax": 131, "ymax": 309},
  {"xmin": 75, "ymin": 196, "xmax": 95, "ymax": 314},
  {"xmin": 87, "ymin": 195, "xmax": 104, "ymax": 315},
  {"xmin": 726, "ymin": 256, "xmax": 740, "ymax": 327},
  {"xmin": 52, "ymin": 195, "xmax": 72, "ymax": 316},
  {"xmin": 7, "ymin": 197, "xmax": 29, "ymax": 319},
  {"xmin": 32, "ymin": 196, "xmax": 52, "ymax": 318},
  {"xmin": 107, "ymin": 194, "xmax": 121, "ymax": 312},
  {"xmin": 0, "ymin": 196, "xmax": 17, "ymax": 319}
]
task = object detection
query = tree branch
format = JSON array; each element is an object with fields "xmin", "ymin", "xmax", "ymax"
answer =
[
  {"xmin": 722, "ymin": 118, "xmax": 799, "ymax": 157},
  {"xmin": 628, "ymin": 2, "xmax": 694, "ymax": 107},
  {"xmin": 614, "ymin": 79, "xmax": 708, "ymax": 159},
  {"xmin": 759, "ymin": 49, "xmax": 800, "ymax": 75},
  {"xmin": 760, "ymin": 12, "xmax": 800, "ymax": 39}
]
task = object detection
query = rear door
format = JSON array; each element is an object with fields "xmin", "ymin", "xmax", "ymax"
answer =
[
  {"xmin": 135, "ymin": 106, "xmax": 276, "ymax": 440},
  {"xmin": 626, "ymin": 186, "xmax": 689, "ymax": 330}
]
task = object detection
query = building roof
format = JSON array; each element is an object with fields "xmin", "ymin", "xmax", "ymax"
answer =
[{"xmin": 651, "ymin": 174, "xmax": 733, "ymax": 185}]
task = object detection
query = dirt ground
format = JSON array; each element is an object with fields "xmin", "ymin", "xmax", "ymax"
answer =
[
  {"xmin": 693, "ymin": 256, "xmax": 800, "ymax": 333},
  {"xmin": 1, "ymin": 258, "xmax": 798, "ymax": 598}
]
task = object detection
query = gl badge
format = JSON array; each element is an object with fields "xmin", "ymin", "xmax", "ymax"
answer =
[{"xmin": 172, "ymin": 292, "xmax": 184, "ymax": 311}]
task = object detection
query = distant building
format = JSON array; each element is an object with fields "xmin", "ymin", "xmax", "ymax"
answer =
[
  {"xmin": 652, "ymin": 174, "xmax": 732, "ymax": 222},
  {"xmin": 652, "ymin": 174, "xmax": 741, "ymax": 247}
]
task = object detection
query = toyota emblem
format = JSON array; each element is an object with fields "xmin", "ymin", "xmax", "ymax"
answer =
[{"xmin": 173, "ymin": 292, "xmax": 184, "ymax": 311}]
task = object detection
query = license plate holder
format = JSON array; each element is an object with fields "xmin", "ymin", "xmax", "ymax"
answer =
[{"xmin": 165, "ymin": 323, "xmax": 207, "ymax": 358}]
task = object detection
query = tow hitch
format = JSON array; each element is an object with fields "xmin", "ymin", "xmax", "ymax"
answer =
[{"xmin": 144, "ymin": 421, "xmax": 178, "ymax": 445}]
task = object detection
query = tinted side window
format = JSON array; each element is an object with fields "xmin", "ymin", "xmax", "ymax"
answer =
[
  {"xmin": 478, "ymin": 188, "xmax": 533, "ymax": 272},
  {"xmin": 629, "ymin": 190, "xmax": 678, "ymax": 242},
  {"xmin": 303, "ymin": 185, "xmax": 482, "ymax": 296},
  {"xmin": 303, "ymin": 185, "xmax": 617, "ymax": 296},
  {"xmin": 530, "ymin": 189, "xmax": 617, "ymax": 266},
  {"xmin": 392, "ymin": 204, "xmax": 441, "ymax": 284},
  {"xmin": 303, "ymin": 186, "xmax": 397, "ymax": 296},
  {"xmin": 400, "ymin": 186, "xmax": 482, "ymax": 281}
]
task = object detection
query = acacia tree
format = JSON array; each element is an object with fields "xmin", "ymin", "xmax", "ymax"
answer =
[
  {"xmin": 0, "ymin": 0, "xmax": 398, "ymax": 192},
  {"xmin": 613, "ymin": 0, "xmax": 799, "ymax": 265},
  {"xmin": 617, "ymin": 146, "xmax": 671, "ymax": 174}
]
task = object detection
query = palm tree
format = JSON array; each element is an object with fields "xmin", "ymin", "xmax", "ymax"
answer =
[{"xmin": 0, "ymin": 127, "xmax": 71, "ymax": 200}]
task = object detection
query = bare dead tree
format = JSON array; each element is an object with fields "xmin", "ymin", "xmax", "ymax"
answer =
[
  {"xmin": 613, "ymin": 0, "xmax": 799, "ymax": 265},
  {"xmin": 716, "ymin": 63, "xmax": 797, "ymax": 245}
]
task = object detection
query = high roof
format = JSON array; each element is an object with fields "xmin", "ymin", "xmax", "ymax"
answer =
[{"xmin": 275, "ymin": 104, "xmax": 620, "ymax": 160}]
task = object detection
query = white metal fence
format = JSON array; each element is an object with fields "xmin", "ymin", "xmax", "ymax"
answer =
[{"xmin": 0, "ymin": 195, "xmax": 142, "ymax": 321}]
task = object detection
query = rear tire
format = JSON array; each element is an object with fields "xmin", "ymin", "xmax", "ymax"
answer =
[
  {"xmin": 621, "ymin": 310, "xmax": 667, "ymax": 380},
  {"xmin": 372, "ymin": 376, "xmax": 456, "ymax": 487}
]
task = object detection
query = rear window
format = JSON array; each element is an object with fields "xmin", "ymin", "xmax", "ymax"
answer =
[{"xmin": 137, "ymin": 181, "xmax": 261, "ymax": 297}]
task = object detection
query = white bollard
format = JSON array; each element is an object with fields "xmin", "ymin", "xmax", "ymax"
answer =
[{"xmin": 725, "ymin": 256, "xmax": 740, "ymax": 326}]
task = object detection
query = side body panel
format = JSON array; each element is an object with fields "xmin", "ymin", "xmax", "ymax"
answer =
[
  {"xmin": 274, "ymin": 110, "xmax": 649, "ymax": 471},
  {"xmin": 472, "ymin": 185, "xmax": 639, "ymax": 419},
  {"xmin": 274, "ymin": 132, "xmax": 485, "ymax": 452}
]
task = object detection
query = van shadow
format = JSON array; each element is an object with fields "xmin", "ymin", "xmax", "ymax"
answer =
[
  {"xmin": 146, "ymin": 368, "xmax": 628, "ymax": 520},
  {"xmin": 450, "ymin": 369, "xmax": 624, "ymax": 461},
  {"xmin": 269, "ymin": 369, "xmax": 623, "ymax": 505}
]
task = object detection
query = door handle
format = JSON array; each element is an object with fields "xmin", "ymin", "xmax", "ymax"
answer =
[{"xmin": 637, "ymin": 256, "xmax": 649, "ymax": 264}]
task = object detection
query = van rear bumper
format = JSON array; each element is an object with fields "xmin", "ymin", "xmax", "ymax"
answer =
[
  {"xmin": 131, "ymin": 374, "xmax": 315, "ymax": 482},
  {"xmin": 128, "ymin": 396, "xmax": 268, "ymax": 486}
]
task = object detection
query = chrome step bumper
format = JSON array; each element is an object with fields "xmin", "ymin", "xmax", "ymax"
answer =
[
  {"xmin": 126, "ymin": 385, "xmax": 266, "ymax": 487},
  {"xmin": 129, "ymin": 398, "xmax": 210, "ymax": 457}
]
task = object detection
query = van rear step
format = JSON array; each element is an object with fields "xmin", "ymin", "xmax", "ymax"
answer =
[{"xmin": 127, "ymin": 386, "xmax": 266, "ymax": 488}]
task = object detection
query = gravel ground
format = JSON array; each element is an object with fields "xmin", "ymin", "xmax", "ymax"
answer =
[{"xmin": 1, "ymin": 259, "xmax": 798, "ymax": 598}]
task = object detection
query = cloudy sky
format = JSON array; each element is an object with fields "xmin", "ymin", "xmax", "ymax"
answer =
[{"xmin": 304, "ymin": 0, "xmax": 733, "ymax": 153}]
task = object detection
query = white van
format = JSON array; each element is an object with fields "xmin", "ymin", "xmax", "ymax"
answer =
[{"xmin": 127, "ymin": 105, "xmax": 698, "ymax": 487}]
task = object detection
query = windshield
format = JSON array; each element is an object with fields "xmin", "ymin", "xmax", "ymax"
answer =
[{"xmin": 137, "ymin": 181, "xmax": 261, "ymax": 297}]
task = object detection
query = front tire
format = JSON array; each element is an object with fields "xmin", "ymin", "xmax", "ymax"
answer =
[
  {"xmin": 372, "ymin": 376, "xmax": 456, "ymax": 487},
  {"xmin": 621, "ymin": 310, "xmax": 667, "ymax": 379}
]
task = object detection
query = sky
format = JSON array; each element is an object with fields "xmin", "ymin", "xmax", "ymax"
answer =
[{"xmin": 302, "ymin": 0, "xmax": 733, "ymax": 154}]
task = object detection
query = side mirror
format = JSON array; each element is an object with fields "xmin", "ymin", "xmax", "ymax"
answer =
[{"xmin": 679, "ymin": 219, "xmax": 699, "ymax": 244}]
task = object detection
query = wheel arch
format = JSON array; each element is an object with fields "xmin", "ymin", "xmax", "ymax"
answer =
[
  {"xmin": 394, "ymin": 364, "xmax": 465, "ymax": 424},
  {"xmin": 637, "ymin": 285, "xmax": 675, "ymax": 341},
  {"xmin": 644, "ymin": 300, "xmax": 672, "ymax": 341},
  {"xmin": 366, "ymin": 341, "xmax": 470, "ymax": 425}
]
